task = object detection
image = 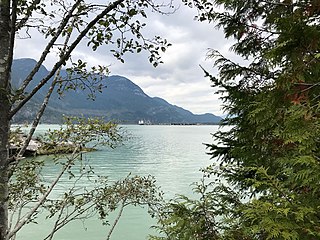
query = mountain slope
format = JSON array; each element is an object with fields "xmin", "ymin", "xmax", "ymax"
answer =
[{"xmin": 11, "ymin": 58, "xmax": 222, "ymax": 124}]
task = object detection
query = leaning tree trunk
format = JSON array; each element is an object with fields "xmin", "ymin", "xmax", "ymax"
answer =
[{"xmin": 0, "ymin": 1, "xmax": 12, "ymax": 240}]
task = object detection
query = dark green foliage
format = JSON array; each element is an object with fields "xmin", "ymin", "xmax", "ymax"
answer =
[{"xmin": 151, "ymin": 1, "xmax": 320, "ymax": 239}]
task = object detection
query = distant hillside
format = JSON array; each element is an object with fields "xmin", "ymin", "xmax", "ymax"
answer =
[{"xmin": 11, "ymin": 58, "xmax": 222, "ymax": 124}]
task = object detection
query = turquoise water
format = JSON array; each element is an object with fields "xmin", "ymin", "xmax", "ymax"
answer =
[{"xmin": 14, "ymin": 125, "xmax": 219, "ymax": 240}]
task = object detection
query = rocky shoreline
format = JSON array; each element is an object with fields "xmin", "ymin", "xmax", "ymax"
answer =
[{"xmin": 9, "ymin": 134, "xmax": 94, "ymax": 157}]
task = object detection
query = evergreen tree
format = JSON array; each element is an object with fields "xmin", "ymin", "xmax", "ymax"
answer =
[{"xmin": 151, "ymin": 1, "xmax": 320, "ymax": 239}]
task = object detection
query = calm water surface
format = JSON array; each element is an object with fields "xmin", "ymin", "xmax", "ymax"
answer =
[{"xmin": 15, "ymin": 125, "xmax": 219, "ymax": 240}]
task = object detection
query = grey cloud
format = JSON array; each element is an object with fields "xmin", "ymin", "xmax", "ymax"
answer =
[{"xmin": 13, "ymin": 1, "xmax": 231, "ymax": 116}]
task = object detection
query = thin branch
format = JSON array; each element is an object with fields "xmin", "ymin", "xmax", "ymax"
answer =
[
  {"xmin": 106, "ymin": 199, "xmax": 126, "ymax": 240},
  {"xmin": 7, "ymin": 146, "xmax": 79, "ymax": 239},
  {"xmin": 15, "ymin": 0, "xmax": 41, "ymax": 31},
  {"xmin": 15, "ymin": 0, "xmax": 81, "ymax": 97},
  {"xmin": 9, "ymin": 0, "xmax": 126, "ymax": 119},
  {"xmin": 46, "ymin": 203, "xmax": 66, "ymax": 240},
  {"xmin": 9, "ymin": 200, "xmax": 29, "ymax": 240},
  {"xmin": 16, "ymin": 16, "xmax": 75, "ymax": 160},
  {"xmin": 15, "ymin": 80, "xmax": 56, "ymax": 160},
  {"xmin": 7, "ymin": 187, "xmax": 24, "ymax": 233},
  {"xmin": 44, "ymin": 203, "xmax": 96, "ymax": 240},
  {"xmin": 294, "ymin": 82, "xmax": 320, "ymax": 92}
]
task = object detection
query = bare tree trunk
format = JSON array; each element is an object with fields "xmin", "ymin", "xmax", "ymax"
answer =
[{"xmin": 0, "ymin": 1, "xmax": 12, "ymax": 239}]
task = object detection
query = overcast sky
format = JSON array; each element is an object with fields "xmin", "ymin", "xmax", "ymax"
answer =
[{"xmin": 13, "ymin": 1, "xmax": 235, "ymax": 117}]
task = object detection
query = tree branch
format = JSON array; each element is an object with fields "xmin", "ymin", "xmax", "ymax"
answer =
[
  {"xmin": 106, "ymin": 199, "xmax": 126, "ymax": 240},
  {"xmin": 44, "ymin": 203, "xmax": 96, "ymax": 240},
  {"xmin": 7, "ymin": 147, "xmax": 79, "ymax": 239},
  {"xmin": 14, "ymin": 0, "xmax": 81, "ymax": 98},
  {"xmin": 15, "ymin": 0, "xmax": 41, "ymax": 31},
  {"xmin": 15, "ymin": 16, "xmax": 75, "ymax": 161},
  {"xmin": 9, "ymin": 0, "xmax": 126, "ymax": 119}
]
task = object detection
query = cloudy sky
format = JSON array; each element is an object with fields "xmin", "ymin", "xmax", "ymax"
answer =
[{"xmin": 13, "ymin": 1, "xmax": 235, "ymax": 117}]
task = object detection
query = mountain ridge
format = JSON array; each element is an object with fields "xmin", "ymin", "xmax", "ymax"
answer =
[{"xmin": 11, "ymin": 58, "xmax": 222, "ymax": 124}]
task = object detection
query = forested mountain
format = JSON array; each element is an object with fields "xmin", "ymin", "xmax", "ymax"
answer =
[{"xmin": 11, "ymin": 58, "xmax": 222, "ymax": 124}]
